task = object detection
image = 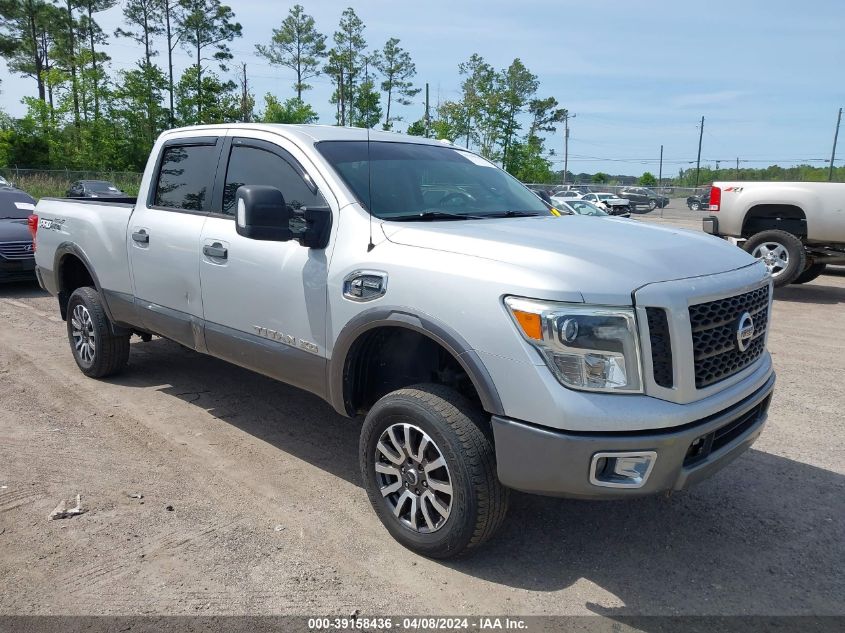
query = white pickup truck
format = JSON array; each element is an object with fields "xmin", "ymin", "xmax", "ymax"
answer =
[
  {"xmin": 703, "ymin": 181, "xmax": 845, "ymax": 286},
  {"xmin": 32, "ymin": 124, "xmax": 776, "ymax": 558}
]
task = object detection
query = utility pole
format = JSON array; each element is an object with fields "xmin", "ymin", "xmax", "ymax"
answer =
[
  {"xmin": 562, "ymin": 112, "xmax": 575, "ymax": 185},
  {"xmin": 658, "ymin": 144, "xmax": 664, "ymax": 218},
  {"xmin": 424, "ymin": 83, "xmax": 430, "ymax": 138},
  {"xmin": 829, "ymin": 107, "xmax": 842, "ymax": 181},
  {"xmin": 658, "ymin": 144, "xmax": 664, "ymax": 187},
  {"xmin": 736, "ymin": 157, "xmax": 740, "ymax": 179},
  {"xmin": 695, "ymin": 116, "xmax": 704, "ymax": 187}
]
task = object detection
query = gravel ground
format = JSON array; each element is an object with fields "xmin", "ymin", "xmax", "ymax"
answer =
[{"xmin": 0, "ymin": 208, "xmax": 843, "ymax": 620}]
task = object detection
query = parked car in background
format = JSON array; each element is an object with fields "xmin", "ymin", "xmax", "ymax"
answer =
[
  {"xmin": 620, "ymin": 187, "xmax": 669, "ymax": 212},
  {"xmin": 0, "ymin": 188, "xmax": 37, "ymax": 282},
  {"xmin": 687, "ymin": 190, "xmax": 710, "ymax": 211},
  {"xmin": 582, "ymin": 192, "xmax": 631, "ymax": 215},
  {"xmin": 561, "ymin": 199, "xmax": 627, "ymax": 217},
  {"xmin": 0, "ymin": 175, "xmax": 13, "ymax": 189},
  {"xmin": 66, "ymin": 180, "xmax": 129, "ymax": 199},
  {"xmin": 703, "ymin": 181, "xmax": 845, "ymax": 286},
  {"xmin": 550, "ymin": 190, "xmax": 582, "ymax": 206}
]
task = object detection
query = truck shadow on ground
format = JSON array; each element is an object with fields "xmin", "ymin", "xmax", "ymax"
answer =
[
  {"xmin": 774, "ymin": 282, "xmax": 845, "ymax": 305},
  {"xmin": 106, "ymin": 337, "xmax": 843, "ymax": 616},
  {"xmin": 0, "ymin": 280, "xmax": 48, "ymax": 299}
]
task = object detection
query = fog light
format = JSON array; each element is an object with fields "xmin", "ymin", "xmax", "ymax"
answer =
[{"xmin": 589, "ymin": 451, "xmax": 657, "ymax": 489}]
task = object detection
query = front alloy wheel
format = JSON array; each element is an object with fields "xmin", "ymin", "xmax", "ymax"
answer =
[
  {"xmin": 360, "ymin": 384, "xmax": 508, "ymax": 558},
  {"xmin": 375, "ymin": 423, "xmax": 453, "ymax": 533}
]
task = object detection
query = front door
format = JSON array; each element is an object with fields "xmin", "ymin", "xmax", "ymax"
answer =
[
  {"xmin": 128, "ymin": 135, "xmax": 223, "ymax": 349},
  {"xmin": 198, "ymin": 135, "xmax": 335, "ymax": 395}
]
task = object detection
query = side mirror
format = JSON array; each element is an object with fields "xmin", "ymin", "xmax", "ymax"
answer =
[{"xmin": 235, "ymin": 185, "xmax": 293, "ymax": 241}]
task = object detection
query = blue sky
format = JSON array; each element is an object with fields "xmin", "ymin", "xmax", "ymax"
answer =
[{"xmin": 2, "ymin": 0, "xmax": 844, "ymax": 176}]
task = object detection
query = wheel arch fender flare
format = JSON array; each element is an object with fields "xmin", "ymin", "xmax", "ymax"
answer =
[
  {"xmin": 328, "ymin": 306, "xmax": 504, "ymax": 418},
  {"xmin": 53, "ymin": 242, "xmax": 122, "ymax": 332}
]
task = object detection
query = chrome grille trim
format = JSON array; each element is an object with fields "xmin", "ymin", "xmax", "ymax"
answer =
[{"xmin": 0, "ymin": 241, "xmax": 35, "ymax": 261}]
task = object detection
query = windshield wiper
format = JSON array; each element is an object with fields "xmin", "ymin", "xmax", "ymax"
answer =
[
  {"xmin": 483, "ymin": 210, "xmax": 543, "ymax": 218},
  {"xmin": 388, "ymin": 211, "xmax": 486, "ymax": 221}
]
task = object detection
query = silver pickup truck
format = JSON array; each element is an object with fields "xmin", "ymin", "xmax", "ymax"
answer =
[{"xmin": 33, "ymin": 124, "xmax": 776, "ymax": 558}]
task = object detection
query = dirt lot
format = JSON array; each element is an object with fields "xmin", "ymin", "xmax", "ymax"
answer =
[{"xmin": 1, "ymin": 214, "xmax": 843, "ymax": 619}]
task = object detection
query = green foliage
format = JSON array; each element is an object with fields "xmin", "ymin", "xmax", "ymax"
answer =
[
  {"xmin": 176, "ymin": 0, "xmax": 242, "ymax": 118},
  {"xmin": 375, "ymin": 38, "xmax": 419, "ymax": 130},
  {"xmin": 174, "ymin": 66, "xmax": 239, "ymax": 125},
  {"xmin": 592, "ymin": 172, "xmax": 609, "ymax": 184},
  {"xmin": 326, "ymin": 7, "xmax": 367, "ymax": 126},
  {"xmin": 255, "ymin": 4, "xmax": 326, "ymax": 100},
  {"xmin": 639, "ymin": 171, "xmax": 657, "ymax": 186},
  {"xmin": 261, "ymin": 95, "xmax": 318, "ymax": 124},
  {"xmin": 405, "ymin": 119, "xmax": 426, "ymax": 137}
]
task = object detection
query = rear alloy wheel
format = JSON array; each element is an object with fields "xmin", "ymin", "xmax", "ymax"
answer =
[
  {"xmin": 360, "ymin": 383, "xmax": 508, "ymax": 558},
  {"xmin": 689, "ymin": 201, "xmax": 701, "ymax": 211},
  {"xmin": 66, "ymin": 286, "xmax": 130, "ymax": 377},
  {"xmin": 743, "ymin": 230, "xmax": 806, "ymax": 287}
]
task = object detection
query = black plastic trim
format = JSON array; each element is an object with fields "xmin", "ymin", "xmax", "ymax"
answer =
[{"xmin": 328, "ymin": 306, "xmax": 504, "ymax": 417}]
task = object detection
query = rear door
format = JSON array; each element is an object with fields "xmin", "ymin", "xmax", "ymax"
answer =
[
  {"xmin": 198, "ymin": 133, "xmax": 336, "ymax": 395},
  {"xmin": 128, "ymin": 134, "xmax": 224, "ymax": 349}
]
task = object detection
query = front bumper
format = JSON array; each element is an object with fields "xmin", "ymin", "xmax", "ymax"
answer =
[
  {"xmin": 0, "ymin": 257, "xmax": 36, "ymax": 282},
  {"xmin": 492, "ymin": 372, "xmax": 774, "ymax": 498}
]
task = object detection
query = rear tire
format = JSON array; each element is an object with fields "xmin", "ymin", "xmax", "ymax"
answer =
[
  {"xmin": 689, "ymin": 201, "xmax": 701, "ymax": 211},
  {"xmin": 648, "ymin": 199, "xmax": 657, "ymax": 211},
  {"xmin": 359, "ymin": 383, "xmax": 508, "ymax": 559},
  {"xmin": 793, "ymin": 262, "xmax": 826, "ymax": 285},
  {"xmin": 743, "ymin": 230, "xmax": 806, "ymax": 287},
  {"xmin": 66, "ymin": 287, "xmax": 130, "ymax": 378}
]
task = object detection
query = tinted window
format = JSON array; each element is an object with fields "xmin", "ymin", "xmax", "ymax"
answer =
[
  {"xmin": 222, "ymin": 145, "xmax": 327, "ymax": 215},
  {"xmin": 153, "ymin": 144, "xmax": 218, "ymax": 211},
  {"xmin": 316, "ymin": 141, "xmax": 548, "ymax": 220}
]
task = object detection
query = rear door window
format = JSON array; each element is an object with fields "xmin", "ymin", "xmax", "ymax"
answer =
[{"xmin": 152, "ymin": 144, "xmax": 219, "ymax": 211}]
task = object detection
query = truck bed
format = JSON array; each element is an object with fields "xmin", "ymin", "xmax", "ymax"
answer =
[{"xmin": 34, "ymin": 197, "xmax": 136, "ymax": 299}]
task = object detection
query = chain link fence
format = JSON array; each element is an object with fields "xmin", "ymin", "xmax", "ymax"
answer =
[
  {"xmin": 0, "ymin": 168, "xmax": 142, "ymax": 199},
  {"xmin": 523, "ymin": 183, "xmax": 707, "ymax": 199}
]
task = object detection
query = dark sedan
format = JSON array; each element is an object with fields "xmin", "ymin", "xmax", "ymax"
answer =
[
  {"xmin": 66, "ymin": 180, "xmax": 128, "ymax": 198},
  {"xmin": 619, "ymin": 187, "xmax": 670, "ymax": 212},
  {"xmin": 0, "ymin": 189, "xmax": 37, "ymax": 283}
]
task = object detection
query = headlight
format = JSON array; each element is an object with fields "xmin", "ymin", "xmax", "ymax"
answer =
[{"xmin": 505, "ymin": 296, "xmax": 642, "ymax": 393}]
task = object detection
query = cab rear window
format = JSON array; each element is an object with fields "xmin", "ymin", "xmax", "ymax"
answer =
[{"xmin": 153, "ymin": 144, "xmax": 218, "ymax": 211}]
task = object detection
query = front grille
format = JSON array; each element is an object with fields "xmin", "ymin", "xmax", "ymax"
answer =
[
  {"xmin": 646, "ymin": 307, "xmax": 673, "ymax": 388},
  {"xmin": 684, "ymin": 395, "xmax": 771, "ymax": 466},
  {"xmin": 0, "ymin": 241, "xmax": 35, "ymax": 261},
  {"xmin": 688, "ymin": 286, "xmax": 770, "ymax": 388}
]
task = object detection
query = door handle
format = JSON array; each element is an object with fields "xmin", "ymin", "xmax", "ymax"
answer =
[
  {"xmin": 203, "ymin": 242, "xmax": 228, "ymax": 259},
  {"xmin": 131, "ymin": 230, "xmax": 149, "ymax": 244}
]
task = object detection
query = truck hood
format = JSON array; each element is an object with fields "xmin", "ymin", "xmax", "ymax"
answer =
[
  {"xmin": 0, "ymin": 218, "xmax": 33, "ymax": 243},
  {"xmin": 382, "ymin": 215, "xmax": 759, "ymax": 304}
]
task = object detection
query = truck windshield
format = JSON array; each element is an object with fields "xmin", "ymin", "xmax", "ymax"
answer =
[{"xmin": 316, "ymin": 141, "xmax": 548, "ymax": 220}]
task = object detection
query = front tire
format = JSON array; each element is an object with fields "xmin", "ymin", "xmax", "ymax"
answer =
[
  {"xmin": 743, "ymin": 230, "xmax": 806, "ymax": 287},
  {"xmin": 648, "ymin": 199, "xmax": 657, "ymax": 211},
  {"xmin": 66, "ymin": 287, "xmax": 130, "ymax": 377},
  {"xmin": 359, "ymin": 384, "xmax": 508, "ymax": 559}
]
